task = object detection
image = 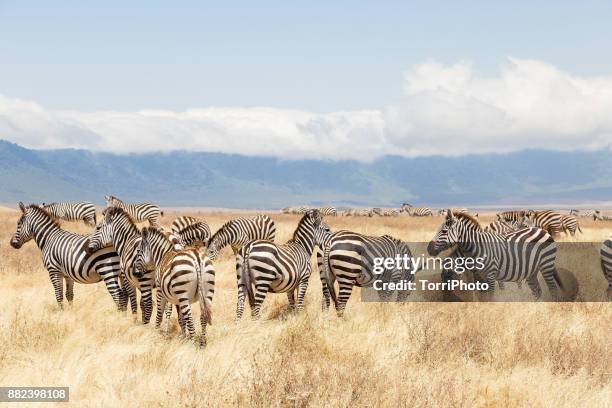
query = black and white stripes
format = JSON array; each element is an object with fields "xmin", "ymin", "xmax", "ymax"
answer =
[
  {"xmin": 105, "ymin": 195, "xmax": 162, "ymax": 227},
  {"xmin": 601, "ymin": 238, "xmax": 612, "ymax": 300},
  {"xmin": 428, "ymin": 211, "xmax": 563, "ymax": 299},
  {"xmin": 42, "ymin": 201, "xmax": 97, "ymax": 226},
  {"xmin": 10, "ymin": 203, "xmax": 124, "ymax": 310},
  {"xmin": 236, "ymin": 210, "xmax": 330, "ymax": 319}
]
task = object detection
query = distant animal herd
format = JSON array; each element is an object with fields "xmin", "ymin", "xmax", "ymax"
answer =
[{"xmin": 8, "ymin": 196, "xmax": 612, "ymax": 347}]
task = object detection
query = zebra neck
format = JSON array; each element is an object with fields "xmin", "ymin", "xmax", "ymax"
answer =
[
  {"xmin": 32, "ymin": 219, "xmax": 61, "ymax": 249},
  {"xmin": 153, "ymin": 237, "xmax": 175, "ymax": 264},
  {"xmin": 293, "ymin": 230, "xmax": 315, "ymax": 253},
  {"xmin": 114, "ymin": 220, "xmax": 139, "ymax": 255}
]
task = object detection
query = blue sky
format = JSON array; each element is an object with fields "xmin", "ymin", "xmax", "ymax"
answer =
[
  {"xmin": 1, "ymin": 1, "xmax": 611, "ymax": 111},
  {"xmin": 1, "ymin": 1, "xmax": 612, "ymax": 159}
]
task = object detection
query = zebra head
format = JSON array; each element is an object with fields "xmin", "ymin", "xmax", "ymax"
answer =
[
  {"xmin": 87, "ymin": 207, "xmax": 120, "ymax": 253},
  {"xmin": 134, "ymin": 227, "xmax": 156, "ymax": 278},
  {"xmin": 10, "ymin": 202, "xmax": 33, "ymax": 249},
  {"xmin": 314, "ymin": 219, "xmax": 332, "ymax": 249},
  {"xmin": 104, "ymin": 195, "xmax": 120, "ymax": 208},
  {"xmin": 427, "ymin": 209, "xmax": 462, "ymax": 256},
  {"xmin": 207, "ymin": 238, "xmax": 221, "ymax": 261}
]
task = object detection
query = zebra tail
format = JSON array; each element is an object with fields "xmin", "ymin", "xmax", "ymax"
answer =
[
  {"xmin": 552, "ymin": 268, "xmax": 565, "ymax": 291},
  {"xmin": 322, "ymin": 245, "xmax": 337, "ymax": 308},
  {"xmin": 577, "ymin": 223, "xmax": 583, "ymax": 233},
  {"xmin": 160, "ymin": 210, "xmax": 165, "ymax": 217},
  {"xmin": 196, "ymin": 254, "xmax": 212, "ymax": 325},
  {"xmin": 241, "ymin": 249, "xmax": 255, "ymax": 308}
]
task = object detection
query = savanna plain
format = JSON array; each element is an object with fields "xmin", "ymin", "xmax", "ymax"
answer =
[{"xmin": 0, "ymin": 207, "xmax": 611, "ymax": 407}]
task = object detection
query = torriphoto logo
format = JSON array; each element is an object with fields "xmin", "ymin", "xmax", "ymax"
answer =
[{"xmin": 0, "ymin": 2, "xmax": 610, "ymax": 407}]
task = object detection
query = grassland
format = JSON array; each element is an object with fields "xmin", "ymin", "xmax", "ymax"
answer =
[{"xmin": 0, "ymin": 207, "xmax": 610, "ymax": 407}]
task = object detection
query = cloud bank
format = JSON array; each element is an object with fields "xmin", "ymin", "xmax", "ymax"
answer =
[{"xmin": 1, "ymin": 58, "xmax": 611, "ymax": 161}]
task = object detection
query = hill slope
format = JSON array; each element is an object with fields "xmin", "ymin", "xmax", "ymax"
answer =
[{"xmin": 0, "ymin": 140, "xmax": 610, "ymax": 208}]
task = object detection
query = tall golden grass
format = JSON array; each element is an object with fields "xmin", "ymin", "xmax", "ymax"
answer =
[{"xmin": 0, "ymin": 207, "xmax": 610, "ymax": 407}]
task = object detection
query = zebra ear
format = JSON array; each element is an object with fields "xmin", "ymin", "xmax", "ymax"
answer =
[
  {"xmin": 446, "ymin": 209, "xmax": 454, "ymax": 220},
  {"xmin": 18, "ymin": 202, "xmax": 26, "ymax": 213}
]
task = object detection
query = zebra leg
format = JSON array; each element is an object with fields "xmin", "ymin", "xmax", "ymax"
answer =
[
  {"xmin": 174, "ymin": 304, "xmax": 186, "ymax": 335},
  {"xmin": 526, "ymin": 275, "xmax": 542, "ymax": 299},
  {"xmin": 287, "ymin": 291, "xmax": 296, "ymax": 310},
  {"xmin": 295, "ymin": 278, "xmax": 309, "ymax": 312},
  {"xmin": 251, "ymin": 283, "xmax": 271, "ymax": 320},
  {"xmin": 155, "ymin": 290, "xmax": 167, "ymax": 329},
  {"xmin": 541, "ymin": 268, "xmax": 563, "ymax": 301},
  {"xmin": 199, "ymin": 307, "xmax": 208, "ymax": 347},
  {"xmin": 123, "ymin": 280, "xmax": 138, "ymax": 316},
  {"xmin": 235, "ymin": 255, "xmax": 247, "ymax": 321},
  {"xmin": 140, "ymin": 286, "xmax": 153, "ymax": 324},
  {"xmin": 48, "ymin": 268, "xmax": 64, "ymax": 310},
  {"xmin": 179, "ymin": 301, "xmax": 196, "ymax": 340},
  {"xmin": 98, "ymin": 268, "xmax": 125, "ymax": 310},
  {"xmin": 65, "ymin": 276, "xmax": 75, "ymax": 305},
  {"xmin": 335, "ymin": 280, "xmax": 354, "ymax": 317}
]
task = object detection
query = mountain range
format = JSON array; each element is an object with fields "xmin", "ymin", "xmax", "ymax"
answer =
[{"xmin": 0, "ymin": 139, "xmax": 610, "ymax": 209}]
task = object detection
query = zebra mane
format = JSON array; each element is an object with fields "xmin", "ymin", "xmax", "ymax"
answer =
[
  {"xmin": 292, "ymin": 210, "xmax": 319, "ymax": 241},
  {"xmin": 452, "ymin": 211, "xmax": 482, "ymax": 230},
  {"xmin": 103, "ymin": 206, "xmax": 138, "ymax": 229},
  {"xmin": 141, "ymin": 226, "xmax": 169, "ymax": 242},
  {"xmin": 25, "ymin": 204, "xmax": 62, "ymax": 228}
]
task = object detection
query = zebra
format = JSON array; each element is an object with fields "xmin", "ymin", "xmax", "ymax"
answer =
[
  {"xmin": 400, "ymin": 203, "xmax": 433, "ymax": 216},
  {"xmin": 104, "ymin": 195, "xmax": 162, "ymax": 227},
  {"xmin": 560, "ymin": 215, "xmax": 582, "ymax": 236},
  {"xmin": 496, "ymin": 210, "xmax": 526, "ymax": 224},
  {"xmin": 593, "ymin": 212, "xmax": 612, "ymax": 221},
  {"xmin": 171, "ymin": 216, "xmax": 211, "ymax": 248},
  {"xmin": 485, "ymin": 219, "xmax": 520, "ymax": 234},
  {"xmin": 317, "ymin": 231, "xmax": 416, "ymax": 316},
  {"xmin": 41, "ymin": 201, "xmax": 97, "ymax": 226},
  {"xmin": 570, "ymin": 209, "xmax": 599, "ymax": 217},
  {"xmin": 206, "ymin": 214, "xmax": 276, "ymax": 261},
  {"xmin": 135, "ymin": 228, "xmax": 215, "ymax": 346},
  {"xmin": 522, "ymin": 210, "xmax": 564, "ymax": 236},
  {"xmin": 383, "ymin": 209, "xmax": 399, "ymax": 217},
  {"xmin": 318, "ymin": 206, "xmax": 337, "ymax": 216},
  {"xmin": 437, "ymin": 208, "xmax": 468, "ymax": 216},
  {"xmin": 428, "ymin": 210, "xmax": 563, "ymax": 300},
  {"xmin": 86, "ymin": 206, "xmax": 159, "ymax": 323},
  {"xmin": 601, "ymin": 238, "xmax": 612, "ymax": 300},
  {"xmin": 356, "ymin": 208, "xmax": 374, "ymax": 217},
  {"xmin": 236, "ymin": 209, "xmax": 330, "ymax": 320},
  {"xmin": 10, "ymin": 203, "xmax": 124, "ymax": 310}
]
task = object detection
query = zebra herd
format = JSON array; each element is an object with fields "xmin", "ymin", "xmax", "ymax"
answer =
[
  {"xmin": 8, "ymin": 198, "xmax": 612, "ymax": 347},
  {"xmin": 282, "ymin": 203, "xmax": 472, "ymax": 218}
]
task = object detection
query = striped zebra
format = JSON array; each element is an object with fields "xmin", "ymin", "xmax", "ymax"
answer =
[
  {"xmin": 437, "ymin": 208, "xmax": 468, "ymax": 216},
  {"xmin": 135, "ymin": 228, "xmax": 215, "ymax": 346},
  {"xmin": 485, "ymin": 219, "xmax": 520, "ymax": 234},
  {"xmin": 104, "ymin": 195, "xmax": 162, "ymax": 227},
  {"xmin": 601, "ymin": 238, "xmax": 612, "ymax": 299},
  {"xmin": 10, "ymin": 203, "xmax": 124, "ymax": 309},
  {"xmin": 570, "ymin": 209, "xmax": 599, "ymax": 217},
  {"xmin": 400, "ymin": 203, "xmax": 433, "ymax": 216},
  {"xmin": 343, "ymin": 208, "xmax": 357, "ymax": 216},
  {"xmin": 382, "ymin": 208, "xmax": 399, "ymax": 217},
  {"xmin": 42, "ymin": 201, "xmax": 97, "ymax": 226},
  {"xmin": 560, "ymin": 215, "xmax": 581, "ymax": 236},
  {"xmin": 317, "ymin": 232, "xmax": 416, "ymax": 316},
  {"xmin": 428, "ymin": 211, "xmax": 563, "ymax": 300},
  {"xmin": 236, "ymin": 209, "xmax": 330, "ymax": 319},
  {"xmin": 86, "ymin": 207, "xmax": 158, "ymax": 323},
  {"xmin": 171, "ymin": 216, "xmax": 211, "ymax": 248},
  {"xmin": 523, "ymin": 210, "xmax": 564, "ymax": 236},
  {"xmin": 281, "ymin": 206, "xmax": 310, "ymax": 214},
  {"xmin": 496, "ymin": 210, "xmax": 526, "ymax": 224},
  {"xmin": 207, "ymin": 214, "xmax": 276, "ymax": 261},
  {"xmin": 319, "ymin": 206, "xmax": 338, "ymax": 216},
  {"xmin": 593, "ymin": 212, "xmax": 612, "ymax": 221}
]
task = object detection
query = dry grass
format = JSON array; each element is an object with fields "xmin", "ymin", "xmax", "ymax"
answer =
[{"xmin": 0, "ymin": 207, "xmax": 611, "ymax": 407}]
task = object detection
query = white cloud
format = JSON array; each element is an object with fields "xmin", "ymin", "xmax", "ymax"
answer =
[{"xmin": 1, "ymin": 58, "xmax": 612, "ymax": 161}]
